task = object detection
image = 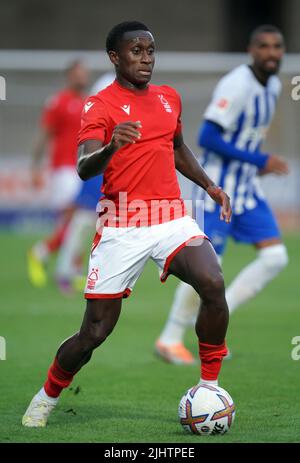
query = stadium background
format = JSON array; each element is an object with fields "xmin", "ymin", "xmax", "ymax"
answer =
[
  {"xmin": 0, "ymin": 0, "xmax": 299, "ymax": 231},
  {"xmin": 0, "ymin": 0, "xmax": 299, "ymax": 444}
]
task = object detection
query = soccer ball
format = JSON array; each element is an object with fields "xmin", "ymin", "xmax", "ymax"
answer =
[{"xmin": 178, "ymin": 384, "xmax": 235, "ymax": 435}]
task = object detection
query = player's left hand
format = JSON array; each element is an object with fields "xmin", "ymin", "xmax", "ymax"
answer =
[{"xmin": 206, "ymin": 185, "xmax": 232, "ymax": 223}]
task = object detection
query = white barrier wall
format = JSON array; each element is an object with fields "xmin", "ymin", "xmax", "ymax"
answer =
[{"xmin": 0, "ymin": 51, "xmax": 299, "ymax": 231}]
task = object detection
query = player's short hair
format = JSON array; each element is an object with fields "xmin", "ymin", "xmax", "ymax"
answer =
[
  {"xmin": 106, "ymin": 21, "xmax": 151, "ymax": 53},
  {"xmin": 249, "ymin": 24, "xmax": 283, "ymax": 45}
]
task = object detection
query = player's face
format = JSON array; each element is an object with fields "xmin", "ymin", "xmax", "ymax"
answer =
[
  {"xmin": 249, "ymin": 32, "xmax": 285, "ymax": 75},
  {"xmin": 110, "ymin": 31, "xmax": 155, "ymax": 88},
  {"xmin": 68, "ymin": 64, "xmax": 90, "ymax": 92}
]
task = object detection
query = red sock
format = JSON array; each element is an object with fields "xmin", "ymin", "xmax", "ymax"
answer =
[
  {"xmin": 45, "ymin": 218, "xmax": 70, "ymax": 254},
  {"xmin": 199, "ymin": 341, "xmax": 228, "ymax": 381},
  {"xmin": 44, "ymin": 357, "xmax": 75, "ymax": 398}
]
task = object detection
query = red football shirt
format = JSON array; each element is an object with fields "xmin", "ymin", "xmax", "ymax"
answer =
[
  {"xmin": 78, "ymin": 80, "xmax": 186, "ymax": 225},
  {"xmin": 41, "ymin": 89, "xmax": 85, "ymax": 169}
]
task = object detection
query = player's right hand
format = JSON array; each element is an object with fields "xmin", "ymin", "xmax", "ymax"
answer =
[
  {"xmin": 109, "ymin": 121, "xmax": 142, "ymax": 150},
  {"xmin": 206, "ymin": 185, "xmax": 232, "ymax": 223},
  {"xmin": 263, "ymin": 155, "xmax": 289, "ymax": 175}
]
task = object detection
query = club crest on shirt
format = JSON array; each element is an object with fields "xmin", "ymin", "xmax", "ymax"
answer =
[
  {"xmin": 215, "ymin": 98, "xmax": 231, "ymax": 113},
  {"xmin": 158, "ymin": 94, "xmax": 172, "ymax": 113}
]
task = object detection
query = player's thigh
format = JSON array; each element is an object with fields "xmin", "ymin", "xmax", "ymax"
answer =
[
  {"xmin": 168, "ymin": 238, "xmax": 224, "ymax": 296},
  {"xmin": 232, "ymin": 199, "xmax": 282, "ymax": 245},
  {"xmin": 151, "ymin": 215, "xmax": 206, "ymax": 282}
]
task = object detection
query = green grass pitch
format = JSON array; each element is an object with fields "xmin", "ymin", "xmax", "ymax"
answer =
[{"xmin": 0, "ymin": 232, "xmax": 299, "ymax": 443}]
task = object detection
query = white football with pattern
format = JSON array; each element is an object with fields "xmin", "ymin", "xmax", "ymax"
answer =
[{"xmin": 178, "ymin": 384, "xmax": 235, "ymax": 435}]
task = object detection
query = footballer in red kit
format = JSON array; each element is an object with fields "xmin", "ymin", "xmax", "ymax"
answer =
[
  {"xmin": 78, "ymin": 81, "xmax": 183, "ymax": 211},
  {"xmin": 42, "ymin": 88, "xmax": 85, "ymax": 170},
  {"xmin": 23, "ymin": 22, "xmax": 232, "ymax": 428},
  {"xmin": 34, "ymin": 61, "xmax": 89, "ymax": 206},
  {"xmin": 27, "ymin": 61, "xmax": 89, "ymax": 289}
]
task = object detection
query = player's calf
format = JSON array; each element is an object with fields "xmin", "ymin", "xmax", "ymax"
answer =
[
  {"xmin": 226, "ymin": 243, "xmax": 289, "ymax": 314},
  {"xmin": 195, "ymin": 270, "xmax": 228, "ymax": 344},
  {"xmin": 168, "ymin": 242, "xmax": 229, "ymax": 384},
  {"xmin": 193, "ymin": 270, "xmax": 229, "ymax": 386}
]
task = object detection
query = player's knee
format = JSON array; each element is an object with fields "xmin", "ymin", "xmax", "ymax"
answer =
[
  {"xmin": 196, "ymin": 271, "xmax": 225, "ymax": 302},
  {"xmin": 277, "ymin": 247, "xmax": 289, "ymax": 270},
  {"xmin": 80, "ymin": 323, "xmax": 114, "ymax": 350},
  {"xmin": 260, "ymin": 244, "xmax": 289, "ymax": 275},
  {"xmin": 89, "ymin": 331, "xmax": 107, "ymax": 349}
]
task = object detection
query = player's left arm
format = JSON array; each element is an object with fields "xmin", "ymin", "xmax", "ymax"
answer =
[{"xmin": 174, "ymin": 133, "xmax": 232, "ymax": 223}]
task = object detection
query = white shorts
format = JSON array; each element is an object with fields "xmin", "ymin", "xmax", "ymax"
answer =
[
  {"xmin": 84, "ymin": 215, "xmax": 207, "ymax": 299},
  {"xmin": 49, "ymin": 167, "xmax": 82, "ymax": 209}
]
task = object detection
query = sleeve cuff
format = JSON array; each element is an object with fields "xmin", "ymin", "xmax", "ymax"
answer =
[{"xmin": 256, "ymin": 153, "xmax": 270, "ymax": 169}]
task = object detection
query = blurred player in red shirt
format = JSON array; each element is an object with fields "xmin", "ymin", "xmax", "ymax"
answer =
[
  {"xmin": 27, "ymin": 60, "xmax": 89, "ymax": 287},
  {"xmin": 23, "ymin": 22, "xmax": 232, "ymax": 427},
  {"xmin": 55, "ymin": 73, "xmax": 115, "ymax": 294}
]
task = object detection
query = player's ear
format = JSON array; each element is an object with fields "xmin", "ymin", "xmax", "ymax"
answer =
[{"xmin": 108, "ymin": 51, "xmax": 119, "ymax": 66}]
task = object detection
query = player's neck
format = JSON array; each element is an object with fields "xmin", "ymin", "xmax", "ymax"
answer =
[
  {"xmin": 116, "ymin": 76, "xmax": 149, "ymax": 91},
  {"xmin": 249, "ymin": 65, "xmax": 269, "ymax": 87},
  {"xmin": 68, "ymin": 85, "xmax": 86, "ymax": 95}
]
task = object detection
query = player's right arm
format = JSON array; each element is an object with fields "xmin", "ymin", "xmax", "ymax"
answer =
[
  {"xmin": 77, "ymin": 121, "xmax": 141, "ymax": 180},
  {"xmin": 199, "ymin": 120, "xmax": 288, "ymax": 175},
  {"xmin": 77, "ymin": 96, "xmax": 142, "ymax": 180}
]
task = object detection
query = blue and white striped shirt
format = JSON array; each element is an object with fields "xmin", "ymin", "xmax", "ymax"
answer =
[{"xmin": 195, "ymin": 64, "xmax": 281, "ymax": 215}]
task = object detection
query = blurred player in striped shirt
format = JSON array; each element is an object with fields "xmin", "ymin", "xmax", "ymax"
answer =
[{"xmin": 156, "ymin": 25, "xmax": 289, "ymax": 364}]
